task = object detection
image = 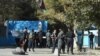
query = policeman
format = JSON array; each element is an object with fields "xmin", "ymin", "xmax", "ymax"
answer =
[
  {"xmin": 38, "ymin": 30, "xmax": 43, "ymax": 48},
  {"xmin": 46, "ymin": 30, "xmax": 51, "ymax": 48},
  {"xmin": 76, "ymin": 30, "xmax": 83, "ymax": 52},
  {"xmin": 23, "ymin": 27, "xmax": 29, "ymax": 53},
  {"xmin": 66, "ymin": 29, "xmax": 75, "ymax": 54},
  {"xmin": 58, "ymin": 29, "xmax": 65, "ymax": 56}
]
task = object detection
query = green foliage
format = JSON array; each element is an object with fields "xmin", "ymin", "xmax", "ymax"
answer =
[
  {"xmin": 0, "ymin": 0, "xmax": 37, "ymax": 20},
  {"xmin": 0, "ymin": 0, "xmax": 100, "ymax": 29},
  {"xmin": 42, "ymin": 0, "xmax": 100, "ymax": 29}
]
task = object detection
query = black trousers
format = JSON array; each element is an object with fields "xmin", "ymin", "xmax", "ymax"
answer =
[
  {"xmin": 43, "ymin": 39, "xmax": 46, "ymax": 48},
  {"xmin": 61, "ymin": 42, "xmax": 65, "ymax": 53},
  {"xmin": 32, "ymin": 41, "xmax": 35, "ymax": 51},
  {"xmin": 39, "ymin": 39, "xmax": 43, "ymax": 48},
  {"xmin": 23, "ymin": 40, "xmax": 28, "ymax": 52},
  {"xmin": 67, "ymin": 38, "xmax": 74, "ymax": 54},
  {"xmin": 36, "ymin": 38, "xmax": 39, "ymax": 48},
  {"xmin": 15, "ymin": 38, "xmax": 20, "ymax": 47},
  {"xmin": 90, "ymin": 40, "xmax": 93, "ymax": 49}
]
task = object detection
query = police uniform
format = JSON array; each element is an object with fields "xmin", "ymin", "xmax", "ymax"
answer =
[
  {"xmin": 58, "ymin": 30, "xmax": 65, "ymax": 56},
  {"xmin": 66, "ymin": 31, "xmax": 75, "ymax": 54}
]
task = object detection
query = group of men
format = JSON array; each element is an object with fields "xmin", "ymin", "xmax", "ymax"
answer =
[
  {"xmin": 46, "ymin": 29, "xmax": 95, "ymax": 56},
  {"xmin": 46, "ymin": 29, "xmax": 75, "ymax": 56},
  {"xmin": 11, "ymin": 27, "xmax": 45, "ymax": 54},
  {"xmin": 12, "ymin": 27, "xmax": 95, "ymax": 56},
  {"xmin": 12, "ymin": 28, "xmax": 75, "ymax": 55}
]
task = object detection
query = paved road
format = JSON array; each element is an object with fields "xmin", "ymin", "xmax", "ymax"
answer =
[{"xmin": 0, "ymin": 47, "xmax": 100, "ymax": 56}]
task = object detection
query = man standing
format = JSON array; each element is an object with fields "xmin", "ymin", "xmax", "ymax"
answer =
[
  {"xmin": 46, "ymin": 30, "xmax": 51, "ymax": 48},
  {"xmin": 89, "ymin": 32, "xmax": 94, "ymax": 49},
  {"xmin": 57, "ymin": 29, "xmax": 65, "ymax": 56},
  {"xmin": 29, "ymin": 29, "xmax": 35, "ymax": 52},
  {"xmin": 76, "ymin": 30, "xmax": 83, "ymax": 52},
  {"xmin": 66, "ymin": 29, "xmax": 75, "ymax": 54},
  {"xmin": 51, "ymin": 29, "xmax": 57, "ymax": 53},
  {"xmin": 23, "ymin": 27, "xmax": 29, "ymax": 53},
  {"xmin": 38, "ymin": 30, "xmax": 43, "ymax": 48},
  {"xmin": 35, "ymin": 32, "xmax": 39, "ymax": 48}
]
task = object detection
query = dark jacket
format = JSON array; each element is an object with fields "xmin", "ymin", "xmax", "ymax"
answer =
[{"xmin": 89, "ymin": 34, "xmax": 94, "ymax": 41}]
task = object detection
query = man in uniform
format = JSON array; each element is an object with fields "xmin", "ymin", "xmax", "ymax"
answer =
[
  {"xmin": 23, "ymin": 27, "xmax": 29, "ymax": 53},
  {"xmin": 46, "ymin": 30, "xmax": 51, "ymax": 48},
  {"xmin": 57, "ymin": 29, "xmax": 65, "ymax": 56},
  {"xmin": 66, "ymin": 29, "xmax": 75, "ymax": 54},
  {"xmin": 38, "ymin": 30, "xmax": 43, "ymax": 48},
  {"xmin": 89, "ymin": 32, "xmax": 94, "ymax": 49}
]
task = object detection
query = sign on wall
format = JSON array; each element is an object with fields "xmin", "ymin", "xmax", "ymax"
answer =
[{"xmin": 7, "ymin": 21, "xmax": 48, "ymax": 32}]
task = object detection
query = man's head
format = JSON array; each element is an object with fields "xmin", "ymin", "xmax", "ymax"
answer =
[
  {"xmin": 59, "ymin": 29, "xmax": 62, "ymax": 32},
  {"xmin": 90, "ymin": 32, "xmax": 93, "ymax": 35},
  {"xmin": 32, "ymin": 29, "xmax": 34, "ymax": 32},
  {"xmin": 24, "ymin": 27, "xmax": 28, "ymax": 32},
  {"xmin": 25, "ymin": 27, "xmax": 28, "ymax": 30}
]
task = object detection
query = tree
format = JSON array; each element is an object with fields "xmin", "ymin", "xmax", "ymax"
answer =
[
  {"xmin": 37, "ymin": 0, "xmax": 100, "ymax": 48},
  {"xmin": 0, "ymin": 0, "xmax": 38, "ymax": 21},
  {"xmin": 40, "ymin": 0, "xmax": 100, "ymax": 30},
  {"xmin": 0, "ymin": 0, "xmax": 100, "ymax": 29}
]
